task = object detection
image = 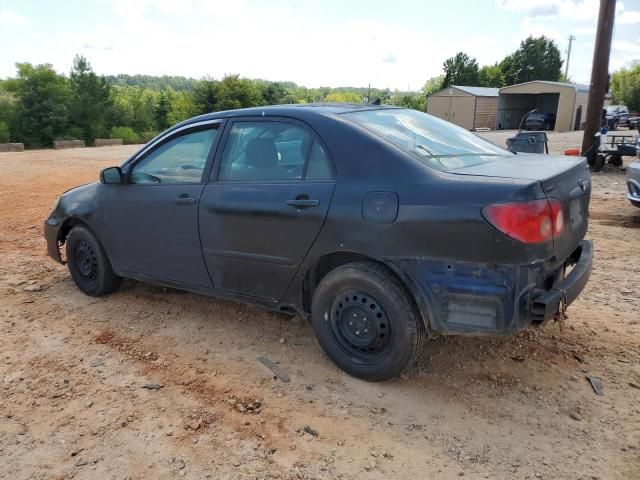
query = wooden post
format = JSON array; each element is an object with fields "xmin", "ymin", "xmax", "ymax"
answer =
[{"xmin": 581, "ymin": 0, "xmax": 616, "ymax": 156}]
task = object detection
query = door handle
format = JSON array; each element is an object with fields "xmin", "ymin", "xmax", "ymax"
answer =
[
  {"xmin": 286, "ymin": 199, "xmax": 320, "ymax": 208},
  {"xmin": 174, "ymin": 195, "xmax": 196, "ymax": 205}
]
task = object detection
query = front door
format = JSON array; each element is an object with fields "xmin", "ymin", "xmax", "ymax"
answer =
[
  {"xmin": 105, "ymin": 123, "xmax": 221, "ymax": 287},
  {"xmin": 199, "ymin": 119, "xmax": 336, "ymax": 300}
]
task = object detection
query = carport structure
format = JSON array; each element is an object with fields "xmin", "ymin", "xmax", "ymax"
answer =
[{"xmin": 496, "ymin": 81, "xmax": 589, "ymax": 132}]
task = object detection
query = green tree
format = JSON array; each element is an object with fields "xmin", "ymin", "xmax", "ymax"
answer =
[
  {"xmin": 422, "ymin": 75, "xmax": 444, "ymax": 96},
  {"xmin": 0, "ymin": 121, "xmax": 9, "ymax": 143},
  {"xmin": 214, "ymin": 75, "xmax": 264, "ymax": 111},
  {"xmin": 388, "ymin": 92, "xmax": 425, "ymax": 111},
  {"xmin": 12, "ymin": 63, "xmax": 70, "ymax": 147},
  {"xmin": 478, "ymin": 64, "xmax": 505, "ymax": 88},
  {"xmin": 111, "ymin": 85, "xmax": 158, "ymax": 134},
  {"xmin": 324, "ymin": 91, "xmax": 362, "ymax": 103},
  {"xmin": 442, "ymin": 52, "xmax": 479, "ymax": 88},
  {"xmin": 166, "ymin": 89, "xmax": 198, "ymax": 125},
  {"xmin": 0, "ymin": 80, "xmax": 18, "ymax": 140},
  {"xmin": 611, "ymin": 63, "xmax": 640, "ymax": 112},
  {"xmin": 193, "ymin": 78, "xmax": 219, "ymax": 114},
  {"xmin": 154, "ymin": 91, "xmax": 170, "ymax": 130},
  {"xmin": 500, "ymin": 36, "xmax": 562, "ymax": 85},
  {"xmin": 68, "ymin": 55, "xmax": 114, "ymax": 143},
  {"xmin": 260, "ymin": 81, "xmax": 287, "ymax": 105}
]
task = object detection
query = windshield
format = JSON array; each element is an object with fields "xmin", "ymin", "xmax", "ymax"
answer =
[{"xmin": 343, "ymin": 108, "xmax": 510, "ymax": 171}]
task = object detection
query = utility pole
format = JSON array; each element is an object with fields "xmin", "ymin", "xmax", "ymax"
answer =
[
  {"xmin": 581, "ymin": 0, "xmax": 616, "ymax": 156},
  {"xmin": 565, "ymin": 35, "xmax": 576, "ymax": 80}
]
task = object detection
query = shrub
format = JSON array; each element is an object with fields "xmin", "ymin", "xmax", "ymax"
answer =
[
  {"xmin": 58, "ymin": 127, "xmax": 84, "ymax": 141},
  {"xmin": 110, "ymin": 126, "xmax": 140, "ymax": 145},
  {"xmin": 0, "ymin": 121, "xmax": 9, "ymax": 143},
  {"xmin": 139, "ymin": 130, "xmax": 159, "ymax": 143}
]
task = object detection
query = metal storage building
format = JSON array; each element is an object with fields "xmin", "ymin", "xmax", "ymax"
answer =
[
  {"xmin": 496, "ymin": 81, "xmax": 589, "ymax": 133},
  {"xmin": 426, "ymin": 85, "xmax": 499, "ymax": 130}
]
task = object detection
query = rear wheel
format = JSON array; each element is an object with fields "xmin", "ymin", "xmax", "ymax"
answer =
[
  {"xmin": 311, "ymin": 262, "xmax": 424, "ymax": 381},
  {"xmin": 66, "ymin": 225, "xmax": 121, "ymax": 296}
]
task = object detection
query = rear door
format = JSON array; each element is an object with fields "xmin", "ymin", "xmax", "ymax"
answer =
[{"xmin": 199, "ymin": 118, "xmax": 336, "ymax": 300}]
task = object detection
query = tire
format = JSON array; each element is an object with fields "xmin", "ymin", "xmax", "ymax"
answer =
[
  {"xmin": 612, "ymin": 120, "xmax": 619, "ymax": 131},
  {"xmin": 610, "ymin": 154, "xmax": 623, "ymax": 168},
  {"xmin": 593, "ymin": 154, "xmax": 605, "ymax": 172},
  {"xmin": 66, "ymin": 225, "xmax": 121, "ymax": 296},
  {"xmin": 311, "ymin": 262, "xmax": 425, "ymax": 381}
]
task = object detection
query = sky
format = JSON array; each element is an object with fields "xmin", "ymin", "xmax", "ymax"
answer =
[{"xmin": 0, "ymin": 0, "xmax": 639, "ymax": 91}]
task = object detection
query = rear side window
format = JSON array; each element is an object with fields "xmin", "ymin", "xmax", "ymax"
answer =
[
  {"xmin": 305, "ymin": 141, "xmax": 333, "ymax": 180},
  {"xmin": 343, "ymin": 108, "xmax": 509, "ymax": 171},
  {"xmin": 218, "ymin": 121, "xmax": 334, "ymax": 181}
]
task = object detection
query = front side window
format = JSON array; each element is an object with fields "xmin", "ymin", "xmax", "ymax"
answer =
[
  {"xmin": 219, "ymin": 121, "xmax": 313, "ymax": 181},
  {"xmin": 131, "ymin": 127, "xmax": 218, "ymax": 184},
  {"xmin": 343, "ymin": 108, "xmax": 510, "ymax": 171}
]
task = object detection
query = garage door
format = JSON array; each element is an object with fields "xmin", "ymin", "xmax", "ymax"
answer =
[
  {"xmin": 427, "ymin": 96, "xmax": 452, "ymax": 122},
  {"xmin": 449, "ymin": 96, "xmax": 475, "ymax": 130}
]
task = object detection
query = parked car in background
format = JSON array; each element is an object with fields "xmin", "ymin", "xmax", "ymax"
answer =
[
  {"xmin": 605, "ymin": 105, "xmax": 630, "ymax": 130},
  {"xmin": 525, "ymin": 112, "xmax": 556, "ymax": 131},
  {"xmin": 44, "ymin": 104, "xmax": 593, "ymax": 381}
]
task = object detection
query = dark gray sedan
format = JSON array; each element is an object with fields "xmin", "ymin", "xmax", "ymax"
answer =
[{"xmin": 45, "ymin": 104, "xmax": 593, "ymax": 381}]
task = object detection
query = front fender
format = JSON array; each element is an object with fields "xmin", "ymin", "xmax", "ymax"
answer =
[{"xmin": 43, "ymin": 182, "xmax": 109, "ymax": 263}]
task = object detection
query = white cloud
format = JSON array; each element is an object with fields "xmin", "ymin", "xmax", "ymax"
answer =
[
  {"xmin": 0, "ymin": 10, "xmax": 28, "ymax": 26},
  {"xmin": 497, "ymin": 0, "xmax": 560, "ymax": 17},
  {"xmin": 497, "ymin": 0, "xmax": 600, "ymax": 22},
  {"xmin": 617, "ymin": 10, "xmax": 640, "ymax": 24}
]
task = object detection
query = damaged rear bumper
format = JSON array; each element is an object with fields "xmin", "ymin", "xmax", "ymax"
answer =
[
  {"xmin": 391, "ymin": 240, "xmax": 593, "ymax": 335},
  {"xmin": 530, "ymin": 241, "xmax": 592, "ymax": 321}
]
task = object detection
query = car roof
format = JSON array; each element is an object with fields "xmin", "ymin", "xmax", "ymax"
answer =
[{"xmin": 178, "ymin": 103, "xmax": 403, "ymax": 126}]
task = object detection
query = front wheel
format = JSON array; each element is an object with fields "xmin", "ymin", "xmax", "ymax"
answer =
[
  {"xmin": 311, "ymin": 262, "xmax": 425, "ymax": 381},
  {"xmin": 66, "ymin": 225, "xmax": 121, "ymax": 296}
]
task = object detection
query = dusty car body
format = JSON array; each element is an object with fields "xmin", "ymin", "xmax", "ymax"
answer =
[{"xmin": 45, "ymin": 104, "xmax": 593, "ymax": 380}]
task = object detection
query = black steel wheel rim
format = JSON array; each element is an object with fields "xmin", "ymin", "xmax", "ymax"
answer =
[
  {"xmin": 75, "ymin": 240, "xmax": 98, "ymax": 282},
  {"xmin": 329, "ymin": 291, "xmax": 392, "ymax": 364}
]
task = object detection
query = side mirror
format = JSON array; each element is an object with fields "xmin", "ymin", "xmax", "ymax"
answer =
[{"xmin": 100, "ymin": 166, "xmax": 123, "ymax": 185}]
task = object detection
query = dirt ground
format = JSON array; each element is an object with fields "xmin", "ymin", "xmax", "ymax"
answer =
[{"xmin": 1, "ymin": 132, "xmax": 639, "ymax": 480}]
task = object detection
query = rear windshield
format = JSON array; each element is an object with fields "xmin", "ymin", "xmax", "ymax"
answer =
[{"xmin": 343, "ymin": 108, "xmax": 510, "ymax": 171}]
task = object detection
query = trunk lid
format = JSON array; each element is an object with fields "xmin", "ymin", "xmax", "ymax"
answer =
[{"xmin": 449, "ymin": 154, "xmax": 591, "ymax": 260}]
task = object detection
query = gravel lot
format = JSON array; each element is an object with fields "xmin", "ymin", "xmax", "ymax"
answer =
[{"xmin": 1, "ymin": 131, "xmax": 639, "ymax": 479}]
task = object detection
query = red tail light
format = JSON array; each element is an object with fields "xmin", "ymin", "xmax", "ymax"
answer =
[{"xmin": 483, "ymin": 199, "xmax": 564, "ymax": 244}]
